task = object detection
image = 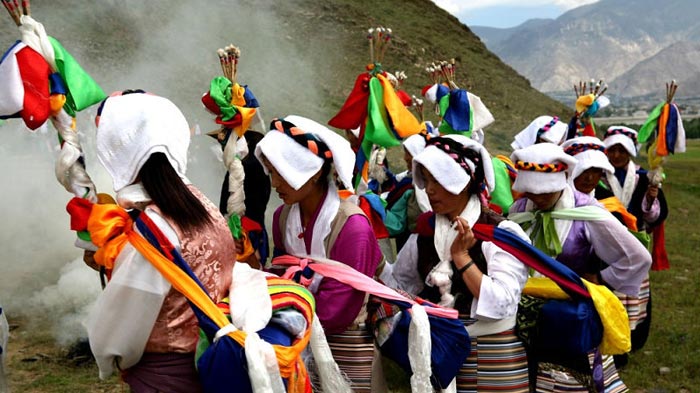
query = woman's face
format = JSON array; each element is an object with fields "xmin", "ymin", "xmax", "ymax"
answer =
[
  {"xmin": 403, "ymin": 147, "xmax": 413, "ymax": 171},
  {"xmin": 574, "ymin": 167, "xmax": 604, "ymax": 194},
  {"xmin": 420, "ymin": 165, "xmax": 469, "ymax": 220},
  {"xmin": 261, "ymin": 155, "xmax": 319, "ymax": 205},
  {"xmin": 524, "ymin": 190, "xmax": 562, "ymax": 211},
  {"xmin": 606, "ymin": 144, "xmax": 631, "ymax": 169}
]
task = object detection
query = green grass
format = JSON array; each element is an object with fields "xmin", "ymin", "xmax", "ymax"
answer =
[
  {"xmin": 6, "ymin": 141, "xmax": 699, "ymax": 391},
  {"xmin": 617, "ymin": 140, "xmax": 700, "ymax": 391}
]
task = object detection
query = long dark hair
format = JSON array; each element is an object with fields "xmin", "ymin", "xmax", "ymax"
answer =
[
  {"xmin": 139, "ymin": 152, "xmax": 212, "ymax": 233},
  {"xmin": 461, "ymin": 148, "xmax": 486, "ymax": 195}
]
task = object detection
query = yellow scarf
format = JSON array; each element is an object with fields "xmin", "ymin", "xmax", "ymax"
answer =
[{"xmin": 523, "ymin": 276, "xmax": 631, "ymax": 355}]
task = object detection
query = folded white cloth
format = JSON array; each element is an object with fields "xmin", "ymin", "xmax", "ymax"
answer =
[
  {"xmin": 255, "ymin": 115, "xmax": 355, "ymax": 191},
  {"xmin": 562, "ymin": 136, "xmax": 614, "ymax": 182},
  {"xmin": 511, "ymin": 143, "xmax": 577, "ymax": 194},
  {"xmin": 413, "ymin": 134, "xmax": 495, "ymax": 195},
  {"xmin": 96, "ymin": 93, "xmax": 190, "ymax": 192},
  {"xmin": 511, "ymin": 115, "xmax": 568, "ymax": 150}
]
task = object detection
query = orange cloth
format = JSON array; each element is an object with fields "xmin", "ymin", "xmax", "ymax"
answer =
[
  {"xmin": 377, "ymin": 74, "xmax": 422, "ymax": 138},
  {"xmin": 598, "ymin": 197, "xmax": 638, "ymax": 232},
  {"xmin": 656, "ymin": 103, "xmax": 669, "ymax": 156}
]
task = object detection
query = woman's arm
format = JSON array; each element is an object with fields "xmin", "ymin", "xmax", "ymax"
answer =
[
  {"xmin": 586, "ymin": 214, "xmax": 652, "ymax": 296},
  {"xmin": 470, "ymin": 221, "xmax": 529, "ymax": 320},
  {"xmin": 319, "ymin": 215, "xmax": 382, "ymax": 334}
]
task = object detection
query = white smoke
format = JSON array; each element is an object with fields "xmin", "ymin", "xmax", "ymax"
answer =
[
  {"xmin": 0, "ymin": 0, "xmax": 322, "ymax": 346},
  {"xmin": 28, "ymin": 258, "xmax": 102, "ymax": 346}
]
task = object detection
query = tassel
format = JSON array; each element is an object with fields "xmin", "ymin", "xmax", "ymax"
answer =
[
  {"xmin": 426, "ymin": 260, "xmax": 455, "ymax": 307},
  {"xmin": 408, "ymin": 304, "xmax": 433, "ymax": 393},
  {"xmin": 308, "ymin": 316, "xmax": 352, "ymax": 393},
  {"xmin": 244, "ymin": 332, "xmax": 286, "ymax": 393}
]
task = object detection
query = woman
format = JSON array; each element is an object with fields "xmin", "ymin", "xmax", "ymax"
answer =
[
  {"xmin": 601, "ymin": 127, "xmax": 667, "ymax": 359},
  {"xmin": 601, "ymin": 126, "xmax": 668, "ymax": 233},
  {"xmin": 511, "ymin": 115, "xmax": 568, "ymax": 151},
  {"xmin": 509, "ymin": 142, "xmax": 651, "ymax": 392},
  {"xmin": 85, "ymin": 91, "xmax": 236, "ymax": 392},
  {"xmin": 383, "ymin": 134, "xmax": 530, "ymax": 393},
  {"xmin": 383, "ymin": 132, "xmax": 432, "ymax": 252},
  {"xmin": 255, "ymin": 115, "xmax": 383, "ymax": 392}
]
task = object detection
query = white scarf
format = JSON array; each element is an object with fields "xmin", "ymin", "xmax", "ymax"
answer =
[
  {"xmin": 283, "ymin": 182, "xmax": 341, "ymax": 258},
  {"xmin": 606, "ymin": 161, "xmax": 636, "ymax": 207},
  {"xmin": 426, "ymin": 195, "xmax": 481, "ymax": 307}
]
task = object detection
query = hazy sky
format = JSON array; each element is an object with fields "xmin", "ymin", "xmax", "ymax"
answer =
[{"xmin": 433, "ymin": 0, "xmax": 600, "ymax": 28}]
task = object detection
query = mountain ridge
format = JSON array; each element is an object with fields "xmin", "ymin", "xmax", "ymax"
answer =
[{"xmin": 472, "ymin": 0, "xmax": 700, "ymax": 98}]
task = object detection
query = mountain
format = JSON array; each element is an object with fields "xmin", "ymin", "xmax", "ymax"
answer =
[
  {"xmin": 471, "ymin": 0, "xmax": 700, "ymax": 96},
  {"xmin": 611, "ymin": 41, "xmax": 700, "ymax": 97},
  {"xmin": 0, "ymin": 0, "xmax": 569, "ymax": 152}
]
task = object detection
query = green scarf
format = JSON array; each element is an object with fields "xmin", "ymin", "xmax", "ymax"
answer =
[{"xmin": 509, "ymin": 206, "xmax": 611, "ymax": 257}]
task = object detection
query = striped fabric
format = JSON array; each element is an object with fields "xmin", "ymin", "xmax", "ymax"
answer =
[
  {"xmin": 266, "ymin": 276, "xmax": 316, "ymax": 326},
  {"xmin": 312, "ymin": 326, "xmax": 375, "ymax": 393},
  {"xmin": 536, "ymin": 353, "xmax": 628, "ymax": 392},
  {"xmin": 456, "ymin": 324, "xmax": 529, "ymax": 393},
  {"xmin": 617, "ymin": 276, "xmax": 650, "ymax": 332}
]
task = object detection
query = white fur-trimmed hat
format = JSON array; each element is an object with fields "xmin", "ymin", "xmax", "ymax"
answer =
[
  {"xmin": 255, "ymin": 115, "xmax": 355, "ymax": 192},
  {"xmin": 96, "ymin": 92, "xmax": 190, "ymax": 192},
  {"xmin": 511, "ymin": 115, "xmax": 568, "ymax": 150},
  {"xmin": 412, "ymin": 134, "xmax": 495, "ymax": 195},
  {"xmin": 603, "ymin": 126, "xmax": 638, "ymax": 157},
  {"xmin": 562, "ymin": 136, "xmax": 614, "ymax": 180},
  {"xmin": 511, "ymin": 143, "xmax": 577, "ymax": 194}
]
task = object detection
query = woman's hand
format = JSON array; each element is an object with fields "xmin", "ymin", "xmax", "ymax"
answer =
[
  {"xmin": 450, "ymin": 217, "xmax": 477, "ymax": 267},
  {"xmin": 645, "ymin": 184, "xmax": 659, "ymax": 209},
  {"xmin": 83, "ymin": 250, "xmax": 100, "ymax": 271},
  {"xmin": 234, "ymin": 238, "xmax": 244, "ymax": 257}
]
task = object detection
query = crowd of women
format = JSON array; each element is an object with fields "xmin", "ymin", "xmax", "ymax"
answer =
[
  {"xmin": 80, "ymin": 90, "xmax": 663, "ymax": 393},
  {"xmin": 0, "ymin": 4, "xmax": 670, "ymax": 391},
  {"xmin": 74, "ymin": 81, "xmax": 666, "ymax": 393}
]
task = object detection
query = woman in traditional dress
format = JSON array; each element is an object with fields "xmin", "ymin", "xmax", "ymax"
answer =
[
  {"xmin": 563, "ymin": 135, "xmax": 652, "ymax": 367},
  {"xmin": 508, "ymin": 142, "xmax": 651, "ymax": 392},
  {"xmin": 383, "ymin": 134, "xmax": 531, "ymax": 393},
  {"xmin": 600, "ymin": 126, "xmax": 668, "ymax": 359},
  {"xmin": 601, "ymin": 126, "xmax": 668, "ymax": 234},
  {"xmin": 383, "ymin": 132, "xmax": 432, "ymax": 252},
  {"xmin": 85, "ymin": 91, "xmax": 236, "ymax": 392},
  {"xmin": 255, "ymin": 115, "xmax": 383, "ymax": 392}
]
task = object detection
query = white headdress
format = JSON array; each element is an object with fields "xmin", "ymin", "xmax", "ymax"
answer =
[
  {"xmin": 510, "ymin": 143, "xmax": 577, "ymax": 194},
  {"xmin": 255, "ymin": 115, "xmax": 355, "ymax": 192},
  {"xmin": 562, "ymin": 136, "xmax": 614, "ymax": 181},
  {"xmin": 96, "ymin": 93, "xmax": 190, "ymax": 192},
  {"xmin": 603, "ymin": 126, "xmax": 638, "ymax": 157},
  {"xmin": 413, "ymin": 134, "xmax": 495, "ymax": 195},
  {"xmin": 511, "ymin": 115, "xmax": 568, "ymax": 151}
]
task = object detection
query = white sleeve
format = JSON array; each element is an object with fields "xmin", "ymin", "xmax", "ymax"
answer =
[
  {"xmin": 380, "ymin": 233, "xmax": 425, "ymax": 295},
  {"xmin": 472, "ymin": 220, "xmax": 529, "ymax": 320},
  {"xmin": 586, "ymin": 215, "xmax": 652, "ymax": 296},
  {"xmin": 86, "ymin": 210, "xmax": 179, "ymax": 379}
]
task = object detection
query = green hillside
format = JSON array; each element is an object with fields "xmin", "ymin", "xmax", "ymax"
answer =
[{"xmin": 272, "ymin": 0, "xmax": 570, "ymax": 152}]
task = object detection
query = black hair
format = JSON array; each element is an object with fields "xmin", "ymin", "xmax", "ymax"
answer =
[
  {"xmin": 427, "ymin": 136, "xmax": 486, "ymax": 195},
  {"xmin": 139, "ymin": 152, "xmax": 212, "ymax": 233},
  {"xmin": 462, "ymin": 148, "xmax": 486, "ymax": 195}
]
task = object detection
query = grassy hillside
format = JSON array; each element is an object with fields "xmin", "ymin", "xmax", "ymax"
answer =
[{"xmin": 271, "ymin": 0, "xmax": 570, "ymax": 152}]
